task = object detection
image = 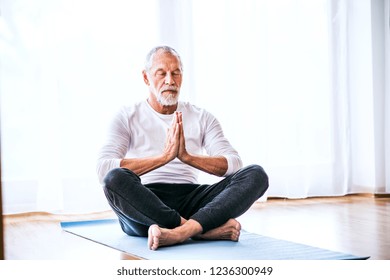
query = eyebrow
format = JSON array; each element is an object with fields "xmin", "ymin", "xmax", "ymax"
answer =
[{"xmin": 154, "ymin": 68, "xmax": 182, "ymax": 73}]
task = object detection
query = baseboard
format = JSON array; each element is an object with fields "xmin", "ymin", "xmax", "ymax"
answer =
[
  {"xmin": 351, "ymin": 193, "xmax": 390, "ymax": 198},
  {"xmin": 267, "ymin": 193, "xmax": 390, "ymax": 200},
  {"xmin": 374, "ymin": 193, "xmax": 390, "ymax": 198}
]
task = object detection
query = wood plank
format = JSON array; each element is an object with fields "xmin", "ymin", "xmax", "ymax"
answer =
[{"xmin": 238, "ymin": 196, "xmax": 390, "ymax": 260}]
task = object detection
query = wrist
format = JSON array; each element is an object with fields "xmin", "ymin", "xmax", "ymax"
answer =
[
  {"xmin": 179, "ymin": 151, "xmax": 191, "ymax": 164},
  {"xmin": 161, "ymin": 152, "xmax": 174, "ymax": 164}
]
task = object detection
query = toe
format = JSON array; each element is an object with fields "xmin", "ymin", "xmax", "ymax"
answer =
[{"xmin": 148, "ymin": 225, "xmax": 161, "ymax": 250}]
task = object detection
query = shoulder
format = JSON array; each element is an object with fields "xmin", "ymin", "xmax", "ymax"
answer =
[
  {"xmin": 117, "ymin": 100, "xmax": 148, "ymax": 118},
  {"xmin": 109, "ymin": 100, "xmax": 149, "ymax": 131}
]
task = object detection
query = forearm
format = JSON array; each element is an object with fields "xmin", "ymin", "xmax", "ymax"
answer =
[
  {"xmin": 120, "ymin": 118, "xmax": 179, "ymax": 176},
  {"xmin": 180, "ymin": 153, "xmax": 228, "ymax": 177},
  {"xmin": 120, "ymin": 154, "xmax": 171, "ymax": 176}
]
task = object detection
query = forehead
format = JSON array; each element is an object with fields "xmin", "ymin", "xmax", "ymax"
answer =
[{"xmin": 150, "ymin": 51, "xmax": 181, "ymax": 71}]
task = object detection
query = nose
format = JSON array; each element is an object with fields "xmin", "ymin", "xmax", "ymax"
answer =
[{"xmin": 164, "ymin": 72, "xmax": 175, "ymax": 85}]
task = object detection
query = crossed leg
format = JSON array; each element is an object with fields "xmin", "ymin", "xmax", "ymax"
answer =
[
  {"xmin": 148, "ymin": 218, "xmax": 241, "ymax": 250},
  {"xmin": 104, "ymin": 165, "xmax": 268, "ymax": 250},
  {"xmin": 146, "ymin": 165, "xmax": 269, "ymax": 250}
]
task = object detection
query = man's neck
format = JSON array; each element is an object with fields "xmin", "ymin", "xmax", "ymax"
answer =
[{"xmin": 147, "ymin": 98, "xmax": 178, "ymax": 115}]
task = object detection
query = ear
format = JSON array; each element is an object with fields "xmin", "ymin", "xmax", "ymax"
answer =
[{"xmin": 142, "ymin": 70, "xmax": 150, "ymax": 86}]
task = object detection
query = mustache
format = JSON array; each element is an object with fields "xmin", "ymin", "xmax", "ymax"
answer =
[{"xmin": 161, "ymin": 86, "xmax": 178, "ymax": 93}]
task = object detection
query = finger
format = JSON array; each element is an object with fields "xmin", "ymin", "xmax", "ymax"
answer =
[
  {"xmin": 174, "ymin": 123, "xmax": 180, "ymax": 141},
  {"xmin": 167, "ymin": 127, "xmax": 174, "ymax": 141},
  {"xmin": 179, "ymin": 121, "xmax": 184, "ymax": 137},
  {"xmin": 175, "ymin": 111, "xmax": 182, "ymax": 124},
  {"xmin": 177, "ymin": 111, "xmax": 182, "ymax": 123}
]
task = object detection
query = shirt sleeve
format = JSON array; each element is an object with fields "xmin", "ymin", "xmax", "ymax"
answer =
[
  {"xmin": 96, "ymin": 107, "xmax": 131, "ymax": 184},
  {"xmin": 202, "ymin": 111, "xmax": 242, "ymax": 176}
]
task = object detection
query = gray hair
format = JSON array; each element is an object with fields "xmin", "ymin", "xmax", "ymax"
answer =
[{"xmin": 144, "ymin": 46, "xmax": 183, "ymax": 73}]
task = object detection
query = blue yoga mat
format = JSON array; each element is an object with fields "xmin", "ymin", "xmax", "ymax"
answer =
[{"xmin": 61, "ymin": 219, "xmax": 369, "ymax": 260}]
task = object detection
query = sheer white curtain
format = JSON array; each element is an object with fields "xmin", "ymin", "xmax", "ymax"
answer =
[
  {"xmin": 328, "ymin": 0, "xmax": 389, "ymax": 195},
  {"xmin": 1, "ymin": 0, "xmax": 389, "ymax": 213},
  {"xmin": 189, "ymin": 0, "xmax": 336, "ymax": 197},
  {"xmin": 162, "ymin": 0, "xmax": 390, "ymax": 197},
  {"xmin": 0, "ymin": 0, "xmax": 163, "ymax": 213}
]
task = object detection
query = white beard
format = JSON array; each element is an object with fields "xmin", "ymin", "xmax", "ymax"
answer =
[{"xmin": 155, "ymin": 91, "xmax": 180, "ymax": 106}]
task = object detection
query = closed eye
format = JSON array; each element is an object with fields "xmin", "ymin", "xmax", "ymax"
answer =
[{"xmin": 156, "ymin": 70, "xmax": 166, "ymax": 77}]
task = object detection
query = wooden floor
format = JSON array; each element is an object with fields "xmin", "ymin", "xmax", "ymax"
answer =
[{"xmin": 3, "ymin": 195, "xmax": 390, "ymax": 260}]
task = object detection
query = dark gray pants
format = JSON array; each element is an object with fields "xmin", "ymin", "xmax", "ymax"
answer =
[{"xmin": 103, "ymin": 164, "xmax": 268, "ymax": 237}]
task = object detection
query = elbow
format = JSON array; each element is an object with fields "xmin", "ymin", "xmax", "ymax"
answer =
[
  {"xmin": 96, "ymin": 158, "xmax": 122, "ymax": 185},
  {"xmin": 96, "ymin": 161, "xmax": 107, "ymax": 185},
  {"xmin": 223, "ymin": 155, "xmax": 242, "ymax": 176}
]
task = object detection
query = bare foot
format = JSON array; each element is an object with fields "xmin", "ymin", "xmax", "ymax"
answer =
[
  {"xmin": 148, "ymin": 220, "xmax": 203, "ymax": 250},
  {"xmin": 195, "ymin": 219, "xmax": 241, "ymax": 241},
  {"xmin": 148, "ymin": 225, "xmax": 162, "ymax": 250},
  {"xmin": 148, "ymin": 225, "xmax": 180, "ymax": 250}
]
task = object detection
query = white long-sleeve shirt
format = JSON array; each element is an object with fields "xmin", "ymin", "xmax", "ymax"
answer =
[{"xmin": 96, "ymin": 100, "xmax": 242, "ymax": 184}]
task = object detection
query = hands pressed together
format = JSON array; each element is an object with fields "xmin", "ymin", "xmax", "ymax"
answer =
[
  {"xmin": 120, "ymin": 111, "xmax": 227, "ymax": 177},
  {"xmin": 164, "ymin": 111, "xmax": 190, "ymax": 163}
]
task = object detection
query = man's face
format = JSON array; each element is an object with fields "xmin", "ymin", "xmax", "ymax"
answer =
[{"xmin": 144, "ymin": 51, "xmax": 183, "ymax": 106}]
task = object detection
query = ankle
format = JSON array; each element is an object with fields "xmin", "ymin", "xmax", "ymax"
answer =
[{"xmin": 174, "ymin": 219, "xmax": 203, "ymax": 240}]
